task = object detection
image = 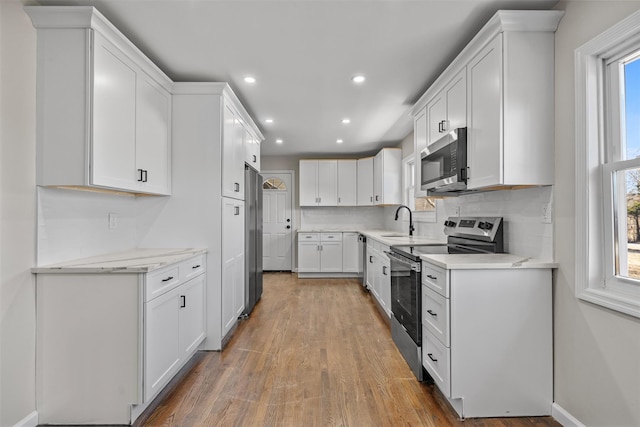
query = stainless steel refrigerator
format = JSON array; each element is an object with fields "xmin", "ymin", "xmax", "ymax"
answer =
[{"xmin": 244, "ymin": 165, "xmax": 263, "ymax": 315}]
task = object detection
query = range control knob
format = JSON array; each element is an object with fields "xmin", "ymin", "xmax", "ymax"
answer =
[
  {"xmin": 478, "ymin": 221, "xmax": 494, "ymax": 231},
  {"xmin": 444, "ymin": 220, "xmax": 457, "ymax": 228}
]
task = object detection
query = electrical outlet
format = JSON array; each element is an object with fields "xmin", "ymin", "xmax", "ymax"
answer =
[
  {"xmin": 542, "ymin": 203, "xmax": 552, "ymax": 224},
  {"xmin": 108, "ymin": 213, "xmax": 118, "ymax": 229},
  {"xmin": 454, "ymin": 206, "xmax": 461, "ymax": 217}
]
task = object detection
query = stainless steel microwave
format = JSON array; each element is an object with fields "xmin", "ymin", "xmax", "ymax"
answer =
[{"xmin": 420, "ymin": 127, "xmax": 467, "ymax": 194}]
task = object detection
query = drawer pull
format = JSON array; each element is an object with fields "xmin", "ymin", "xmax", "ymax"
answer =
[
  {"xmin": 162, "ymin": 276, "xmax": 174, "ymax": 282},
  {"xmin": 426, "ymin": 310, "xmax": 437, "ymax": 317},
  {"xmin": 426, "ymin": 274, "xmax": 437, "ymax": 280},
  {"xmin": 427, "ymin": 353, "xmax": 438, "ymax": 362},
  {"xmin": 192, "ymin": 264, "xmax": 201, "ymax": 269}
]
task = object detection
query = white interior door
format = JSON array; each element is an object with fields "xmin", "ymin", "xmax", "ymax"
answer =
[{"xmin": 262, "ymin": 172, "xmax": 293, "ymax": 271}]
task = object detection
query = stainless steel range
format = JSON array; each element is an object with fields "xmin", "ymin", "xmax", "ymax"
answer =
[{"xmin": 387, "ymin": 216, "xmax": 503, "ymax": 381}]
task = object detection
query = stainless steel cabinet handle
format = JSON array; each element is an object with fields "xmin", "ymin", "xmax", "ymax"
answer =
[
  {"xmin": 180, "ymin": 295, "xmax": 186, "ymax": 308},
  {"xmin": 234, "ymin": 206, "xmax": 240, "ymax": 215},
  {"xmin": 234, "ymin": 182, "xmax": 240, "ymax": 192}
]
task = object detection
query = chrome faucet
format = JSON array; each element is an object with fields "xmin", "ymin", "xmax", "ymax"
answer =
[{"xmin": 394, "ymin": 205, "xmax": 415, "ymax": 236}]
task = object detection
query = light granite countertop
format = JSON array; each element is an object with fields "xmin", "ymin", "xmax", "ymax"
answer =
[
  {"xmin": 32, "ymin": 248, "xmax": 207, "ymax": 274},
  {"xmin": 297, "ymin": 229, "xmax": 446, "ymax": 247},
  {"xmin": 421, "ymin": 253, "xmax": 558, "ymax": 270}
]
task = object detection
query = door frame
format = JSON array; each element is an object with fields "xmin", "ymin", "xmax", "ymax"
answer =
[{"xmin": 261, "ymin": 169, "xmax": 296, "ymax": 272}]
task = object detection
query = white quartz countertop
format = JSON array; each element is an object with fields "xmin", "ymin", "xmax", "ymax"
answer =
[
  {"xmin": 421, "ymin": 253, "xmax": 558, "ymax": 270},
  {"xmin": 297, "ymin": 229, "xmax": 446, "ymax": 247},
  {"xmin": 32, "ymin": 248, "xmax": 208, "ymax": 274}
]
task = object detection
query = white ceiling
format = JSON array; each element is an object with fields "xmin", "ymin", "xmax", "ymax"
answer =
[{"xmin": 31, "ymin": 0, "xmax": 559, "ymax": 157}]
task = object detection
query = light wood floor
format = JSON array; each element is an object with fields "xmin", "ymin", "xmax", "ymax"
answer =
[{"xmin": 141, "ymin": 273, "xmax": 560, "ymax": 427}]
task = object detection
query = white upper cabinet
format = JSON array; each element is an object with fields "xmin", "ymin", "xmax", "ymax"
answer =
[
  {"xmin": 373, "ymin": 148, "xmax": 402, "ymax": 205},
  {"xmin": 467, "ymin": 28, "xmax": 556, "ymax": 190},
  {"xmin": 222, "ymin": 105, "xmax": 246, "ymax": 200},
  {"xmin": 299, "ymin": 160, "xmax": 338, "ymax": 206},
  {"xmin": 244, "ymin": 128, "xmax": 261, "ymax": 171},
  {"xmin": 357, "ymin": 157, "xmax": 374, "ymax": 206},
  {"xmin": 337, "ymin": 159, "xmax": 357, "ymax": 206},
  {"xmin": 413, "ymin": 109, "xmax": 428, "ymax": 198},
  {"xmin": 26, "ymin": 6, "xmax": 172, "ymax": 196},
  {"xmin": 427, "ymin": 71, "xmax": 466, "ymax": 146},
  {"xmin": 410, "ymin": 10, "xmax": 563, "ymax": 194}
]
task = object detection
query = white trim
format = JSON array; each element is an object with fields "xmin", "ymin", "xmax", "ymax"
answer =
[
  {"xmin": 12, "ymin": 411, "xmax": 38, "ymax": 427},
  {"xmin": 551, "ymin": 403, "xmax": 586, "ymax": 427},
  {"xmin": 574, "ymin": 8, "xmax": 640, "ymax": 318}
]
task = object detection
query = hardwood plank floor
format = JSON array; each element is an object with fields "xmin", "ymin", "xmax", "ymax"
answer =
[{"xmin": 142, "ymin": 273, "xmax": 560, "ymax": 427}]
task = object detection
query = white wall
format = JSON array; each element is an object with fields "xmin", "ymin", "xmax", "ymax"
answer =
[
  {"xmin": 554, "ymin": 2, "xmax": 640, "ymax": 426},
  {"xmin": 0, "ymin": 0, "xmax": 37, "ymax": 425}
]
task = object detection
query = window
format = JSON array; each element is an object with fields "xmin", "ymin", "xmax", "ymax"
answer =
[
  {"xmin": 402, "ymin": 154, "xmax": 436, "ymax": 222},
  {"xmin": 576, "ymin": 10, "xmax": 640, "ymax": 317},
  {"xmin": 263, "ymin": 177, "xmax": 286, "ymax": 190}
]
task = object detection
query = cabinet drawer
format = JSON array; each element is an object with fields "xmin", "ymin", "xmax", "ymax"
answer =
[
  {"xmin": 182, "ymin": 254, "xmax": 206, "ymax": 281},
  {"xmin": 321, "ymin": 233, "xmax": 342, "ymax": 242},
  {"xmin": 299, "ymin": 233, "xmax": 320, "ymax": 242},
  {"xmin": 146, "ymin": 264, "xmax": 181, "ymax": 302},
  {"xmin": 423, "ymin": 327, "xmax": 451, "ymax": 397},
  {"xmin": 422, "ymin": 261, "xmax": 449, "ymax": 297},
  {"xmin": 422, "ymin": 286, "xmax": 450, "ymax": 346}
]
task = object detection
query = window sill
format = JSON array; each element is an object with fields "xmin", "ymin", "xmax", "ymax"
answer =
[{"xmin": 577, "ymin": 287, "xmax": 640, "ymax": 318}]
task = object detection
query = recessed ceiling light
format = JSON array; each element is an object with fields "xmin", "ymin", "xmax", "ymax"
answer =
[
  {"xmin": 336, "ymin": 139, "xmax": 344, "ymax": 144},
  {"xmin": 342, "ymin": 118, "xmax": 351, "ymax": 124},
  {"xmin": 351, "ymin": 75, "xmax": 365, "ymax": 84},
  {"xmin": 276, "ymin": 139, "xmax": 283, "ymax": 144},
  {"xmin": 244, "ymin": 76, "xmax": 256, "ymax": 84},
  {"xmin": 265, "ymin": 119, "xmax": 274, "ymax": 124}
]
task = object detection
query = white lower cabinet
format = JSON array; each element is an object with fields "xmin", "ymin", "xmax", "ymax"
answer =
[
  {"xmin": 34, "ymin": 251, "xmax": 206, "ymax": 425},
  {"xmin": 297, "ymin": 232, "xmax": 343, "ymax": 274},
  {"xmin": 342, "ymin": 232, "xmax": 362, "ymax": 273},
  {"xmin": 365, "ymin": 239, "xmax": 391, "ymax": 318},
  {"xmin": 421, "ymin": 260, "xmax": 552, "ymax": 418},
  {"xmin": 222, "ymin": 198, "xmax": 245, "ymax": 336}
]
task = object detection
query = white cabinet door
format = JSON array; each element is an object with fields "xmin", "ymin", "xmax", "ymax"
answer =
[
  {"xmin": 445, "ymin": 71, "xmax": 466, "ymax": 132},
  {"xmin": 342, "ymin": 232, "xmax": 361, "ymax": 273},
  {"xmin": 298, "ymin": 242, "xmax": 321, "ymax": 272},
  {"xmin": 357, "ymin": 157, "xmax": 374, "ymax": 205},
  {"xmin": 178, "ymin": 274, "xmax": 206, "ymax": 357},
  {"xmin": 426, "ymin": 93, "xmax": 446, "ymax": 146},
  {"xmin": 337, "ymin": 160, "xmax": 357, "ymax": 206},
  {"xmin": 135, "ymin": 75, "xmax": 171, "ymax": 195},
  {"xmin": 222, "ymin": 198, "xmax": 244, "ymax": 336},
  {"xmin": 467, "ymin": 35, "xmax": 503, "ymax": 190},
  {"xmin": 144, "ymin": 286, "xmax": 181, "ymax": 401},
  {"xmin": 91, "ymin": 32, "xmax": 137, "ymax": 191},
  {"xmin": 299, "ymin": 160, "xmax": 319, "ymax": 206},
  {"xmin": 317, "ymin": 160, "xmax": 338, "ymax": 206},
  {"xmin": 244, "ymin": 128, "xmax": 260, "ymax": 171},
  {"xmin": 379, "ymin": 254, "xmax": 391, "ymax": 317},
  {"xmin": 319, "ymin": 241, "xmax": 343, "ymax": 273},
  {"xmin": 222, "ymin": 105, "xmax": 244, "ymax": 200},
  {"xmin": 365, "ymin": 246, "xmax": 376, "ymax": 291},
  {"xmin": 373, "ymin": 149, "xmax": 402, "ymax": 205}
]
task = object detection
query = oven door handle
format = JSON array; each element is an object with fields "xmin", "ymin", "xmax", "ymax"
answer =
[{"xmin": 385, "ymin": 251, "xmax": 421, "ymax": 272}]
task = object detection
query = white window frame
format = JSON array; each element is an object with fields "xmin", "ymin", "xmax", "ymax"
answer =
[
  {"xmin": 575, "ymin": 9, "xmax": 640, "ymax": 318},
  {"xmin": 402, "ymin": 154, "xmax": 436, "ymax": 223}
]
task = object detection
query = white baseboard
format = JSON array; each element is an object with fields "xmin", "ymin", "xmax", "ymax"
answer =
[
  {"xmin": 552, "ymin": 403, "xmax": 585, "ymax": 427},
  {"xmin": 13, "ymin": 411, "xmax": 38, "ymax": 427}
]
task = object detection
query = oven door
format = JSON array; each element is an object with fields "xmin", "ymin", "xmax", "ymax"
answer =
[{"xmin": 387, "ymin": 251, "xmax": 422, "ymax": 345}]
